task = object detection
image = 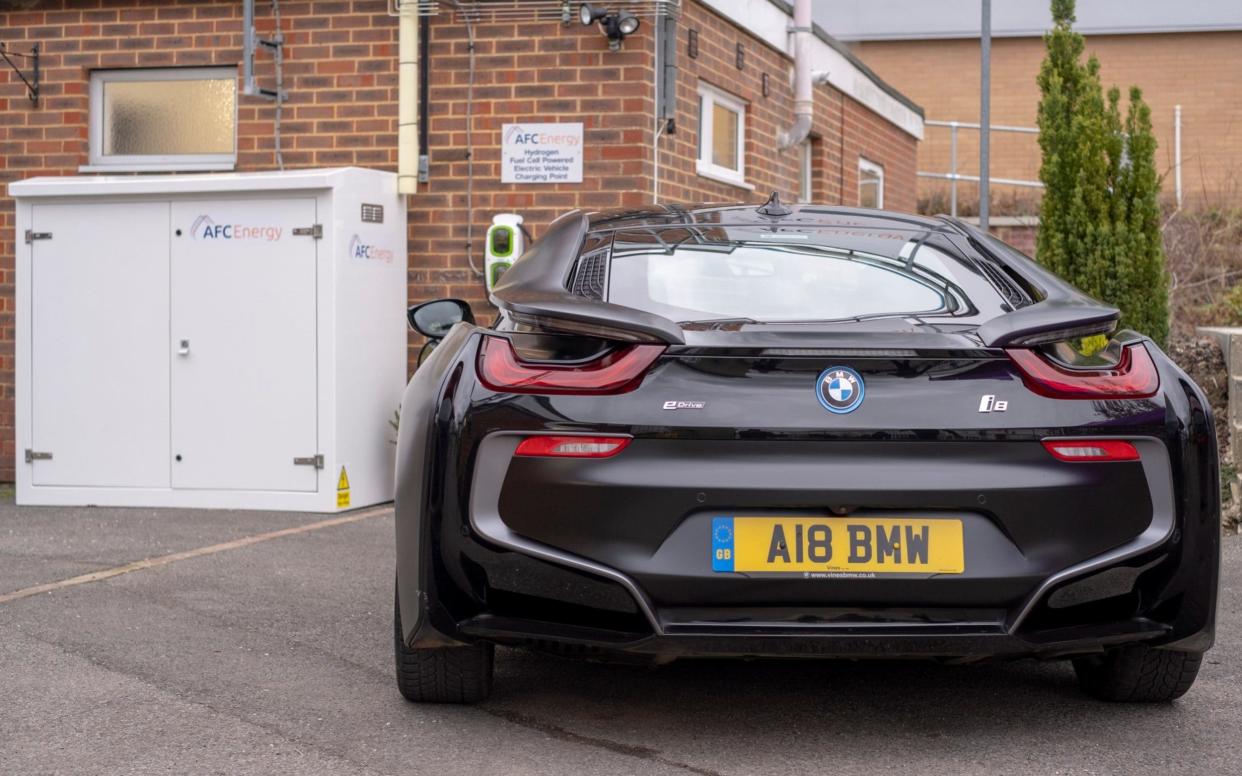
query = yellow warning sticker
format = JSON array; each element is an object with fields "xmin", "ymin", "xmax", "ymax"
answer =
[{"xmin": 337, "ymin": 466, "xmax": 351, "ymax": 508}]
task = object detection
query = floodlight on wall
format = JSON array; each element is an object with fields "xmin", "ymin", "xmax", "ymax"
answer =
[
  {"xmin": 579, "ymin": 3, "xmax": 605, "ymax": 24},
  {"xmin": 579, "ymin": 4, "xmax": 641, "ymax": 51}
]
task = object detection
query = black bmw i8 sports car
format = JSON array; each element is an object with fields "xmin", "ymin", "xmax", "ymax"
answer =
[{"xmin": 393, "ymin": 199, "xmax": 1219, "ymax": 704}]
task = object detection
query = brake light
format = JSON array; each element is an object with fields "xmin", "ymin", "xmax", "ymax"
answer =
[
  {"xmin": 477, "ymin": 336, "xmax": 664, "ymax": 395},
  {"xmin": 1006, "ymin": 343, "xmax": 1159, "ymax": 399},
  {"xmin": 515, "ymin": 435, "xmax": 631, "ymax": 458},
  {"xmin": 1042, "ymin": 439, "xmax": 1140, "ymax": 462}
]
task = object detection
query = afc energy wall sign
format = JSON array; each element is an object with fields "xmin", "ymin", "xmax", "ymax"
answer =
[{"xmin": 501, "ymin": 123, "xmax": 583, "ymax": 184}]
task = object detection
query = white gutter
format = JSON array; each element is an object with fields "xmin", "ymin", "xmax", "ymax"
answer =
[
  {"xmin": 778, "ymin": 0, "xmax": 813, "ymax": 149},
  {"xmin": 397, "ymin": 6, "xmax": 419, "ymax": 195}
]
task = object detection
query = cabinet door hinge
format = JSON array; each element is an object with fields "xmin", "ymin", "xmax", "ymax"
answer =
[
  {"xmin": 292, "ymin": 224, "xmax": 323, "ymax": 239},
  {"xmin": 25, "ymin": 449, "xmax": 52, "ymax": 463},
  {"xmin": 25, "ymin": 230, "xmax": 51, "ymax": 243},
  {"xmin": 293, "ymin": 454, "xmax": 324, "ymax": 469}
]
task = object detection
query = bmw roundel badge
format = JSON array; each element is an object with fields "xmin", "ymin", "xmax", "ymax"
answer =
[{"xmin": 816, "ymin": 366, "xmax": 865, "ymax": 414}]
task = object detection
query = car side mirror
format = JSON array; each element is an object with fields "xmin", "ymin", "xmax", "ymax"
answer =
[{"xmin": 407, "ymin": 299, "xmax": 474, "ymax": 340}]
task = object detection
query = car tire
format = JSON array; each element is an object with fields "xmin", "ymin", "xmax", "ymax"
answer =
[
  {"xmin": 1072, "ymin": 645, "xmax": 1203, "ymax": 702},
  {"xmin": 393, "ymin": 581, "xmax": 493, "ymax": 704}
]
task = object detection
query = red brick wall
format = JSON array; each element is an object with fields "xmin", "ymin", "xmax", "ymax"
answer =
[
  {"xmin": 852, "ymin": 32, "xmax": 1242, "ymax": 208},
  {"xmin": 0, "ymin": 0, "xmax": 919, "ymax": 483},
  {"xmin": 657, "ymin": 1, "xmax": 918, "ymax": 212},
  {"xmin": 413, "ymin": 8, "xmax": 655, "ymax": 319}
]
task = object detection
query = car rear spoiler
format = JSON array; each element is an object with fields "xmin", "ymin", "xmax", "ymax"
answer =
[
  {"xmin": 492, "ymin": 212, "xmax": 1121, "ymax": 349},
  {"xmin": 975, "ymin": 298, "xmax": 1120, "ymax": 347},
  {"xmin": 942, "ymin": 226, "xmax": 1121, "ymax": 348},
  {"xmin": 490, "ymin": 210, "xmax": 686, "ymax": 344}
]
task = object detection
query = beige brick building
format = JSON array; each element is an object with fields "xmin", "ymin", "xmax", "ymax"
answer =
[
  {"xmin": 0, "ymin": 0, "xmax": 923, "ymax": 481},
  {"xmin": 817, "ymin": 2, "xmax": 1242, "ymax": 211}
]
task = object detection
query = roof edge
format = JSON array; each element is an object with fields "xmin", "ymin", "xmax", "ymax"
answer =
[
  {"xmin": 765, "ymin": 0, "xmax": 924, "ymax": 119},
  {"xmin": 697, "ymin": 0, "xmax": 924, "ymax": 139}
]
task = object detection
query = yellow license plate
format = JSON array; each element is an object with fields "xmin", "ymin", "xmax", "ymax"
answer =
[{"xmin": 711, "ymin": 517, "xmax": 964, "ymax": 575}]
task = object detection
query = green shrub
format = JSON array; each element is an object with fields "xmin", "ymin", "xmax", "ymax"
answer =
[
  {"xmin": 1195, "ymin": 282, "xmax": 1242, "ymax": 327},
  {"xmin": 1035, "ymin": 0, "xmax": 1168, "ymax": 346}
]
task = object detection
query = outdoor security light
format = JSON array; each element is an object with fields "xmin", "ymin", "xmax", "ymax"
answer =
[
  {"xmin": 579, "ymin": 3, "xmax": 606, "ymax": 26},
  {"xmin": 579, "ymin": 4, "xmax": 641, "ymax": 51},
  {"xmin": 616, "ymin": 12, "xmax": 640, "ymax": 36}
]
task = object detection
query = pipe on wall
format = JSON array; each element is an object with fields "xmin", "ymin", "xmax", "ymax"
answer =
[
  {"xmin": 1174, "ymin": 104, "xmax": 1183, "ymax": 210},
  {"xmin": 778, "ymin": 0, "xmax": 813, "ymax": 150},
  {"xmin": 397, "ymin": 5, "xmax": 419, "ymax": 195},
  {"xmin": 418, "ymin": 8, "xmax": 430, "ymax": 182},
  {"xmin": 979, "ymin": 0, "xmax": 991, "ymax": 231}
]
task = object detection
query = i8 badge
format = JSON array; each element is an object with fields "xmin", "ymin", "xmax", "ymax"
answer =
[{"xmin": 816, "ymin": 366, "xmax": 865, "ymax": 414}]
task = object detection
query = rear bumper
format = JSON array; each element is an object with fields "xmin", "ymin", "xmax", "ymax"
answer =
[
  {"xmin": 445, "ymin": 433, "xmax": 1214, "ymax": 659},
  {"xmin": 455, "ymin": 612, "xmax": 1174, "ymax": 661}
]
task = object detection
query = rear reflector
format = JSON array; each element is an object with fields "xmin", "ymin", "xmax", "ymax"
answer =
[
  {"xmin": 515, "ymin": 435, "xmax": 631, "ymax": 458},
  {"xmin": 1007, "ymin": 343, "xmax": 1159, "ymax": 399},
  {"xmin": 1042, "ymin": 439, "xmax": 1140, "ymax": 462},
  {"xmin": 478, "ymin": 335, "xmax": 665, "ymax": 395}
]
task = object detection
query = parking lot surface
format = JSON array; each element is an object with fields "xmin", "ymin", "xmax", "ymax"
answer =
[{"xmin": 1, "ymin": 495, "xmax": 1239, "ymax": 776}]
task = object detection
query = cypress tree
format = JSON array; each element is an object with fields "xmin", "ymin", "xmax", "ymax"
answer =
[
  {"xmin": 1115, "ymin": 86, "xmax": 1169, "ymax": 343},
  {"xmin": 1035, "ymin": 0, "xmax": 1168, "ymax": 345}
]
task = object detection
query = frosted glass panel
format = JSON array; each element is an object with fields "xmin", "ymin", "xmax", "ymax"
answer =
[
  {"xmin": 102, "ymin": 78, "xmax": 235, "ymax": 156},
  {"xmin": 712, "ymin": 103, "xmax": 739, "ymax": 171},
  {"xmin": 859, "ymin": 168, "xmax": 883, "ymax": 209}
]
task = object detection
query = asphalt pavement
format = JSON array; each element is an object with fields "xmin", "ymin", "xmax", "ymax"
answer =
[{"xmin": 1, "ymin": 493, "xmax": 1239, "ymax": 776}]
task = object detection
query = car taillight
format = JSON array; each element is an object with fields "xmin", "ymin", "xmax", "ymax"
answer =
[
  {"xmin": 477, "ymin": 335, "xmax": 664, "ymax": 395},
  {"xmin": 515, "ymin": 435, "xmax": 631, "ymax": 458},
  {"xmin": 1006, "ymin": 343, "xmax": 1159, "ymax": 399},
  {"xmin": 1042, "ymin": 439, "xmax": 1140, "ymax": 462}
]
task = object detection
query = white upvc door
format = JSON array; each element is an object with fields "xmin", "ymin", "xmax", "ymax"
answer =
[
  {"xmin": 169, "ymin": 198, "xmax": 319, "ymax": 492},
  {"xmin": 29, "ymin": 201, "xmax": 172, "ymax": 488}
]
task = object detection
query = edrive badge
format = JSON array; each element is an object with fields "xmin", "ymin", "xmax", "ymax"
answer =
[{"xmin": 816, "ymin": 366, "xmax": 865, "ymax": 414}]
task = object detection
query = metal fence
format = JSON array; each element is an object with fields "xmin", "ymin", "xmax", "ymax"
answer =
[
  {"xmin": 919, "ymin": 106, "xmax": 1186, "ymax": 217},
  {"xmin": 916, "ymin": 119, "xmax": 1043, "ymax": 218}
]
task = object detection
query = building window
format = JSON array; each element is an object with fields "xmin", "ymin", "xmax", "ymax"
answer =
[
  {"xmin": 86, "ymin": 68, "xmax": 237, "ymax": 172},
  {"xmin": 798, "ymin": 141, "xmax": 813, "ymax": 203},
  {"xmin": 696, "ymin": 82, "xmax": 751, "ymax": 189},
  {"xmin": 859, "ymin": 157, "xmax": 884, "ymax": 209}
]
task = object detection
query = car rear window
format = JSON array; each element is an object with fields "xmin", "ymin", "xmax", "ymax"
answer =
[{"xmin": 603, "ymin": 229, "xmax": 1000, "ymax": 324}]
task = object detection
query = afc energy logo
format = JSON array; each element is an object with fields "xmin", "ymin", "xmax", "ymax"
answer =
[
  {"xmin": 503, "ymin": 124, "xmax": 582, "ymax": 148},
  {"xmin": 190, "ymin": 215, "xmax": 283, "ymax": 242},
  {"xmin": 347, "ymin": 235, "xmax": 395, "ymax": 264}
]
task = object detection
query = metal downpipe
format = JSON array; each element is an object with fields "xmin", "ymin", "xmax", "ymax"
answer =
[{"xmin": 778, "ymin": 0, "xmax": 813, "ymax": 150}]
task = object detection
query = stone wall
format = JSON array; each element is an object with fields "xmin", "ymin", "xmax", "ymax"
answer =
[{"xmin": 1169, "ymin": 335, "xmax": 1235, "ymax": 529}]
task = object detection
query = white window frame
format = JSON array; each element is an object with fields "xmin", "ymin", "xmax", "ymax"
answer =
[
  {"xmin": 696, "ymin": 82, "xmax": 753, "ymax": 190},
  {"xmin": 83, "ymin": 67, "xmax": 238, "ymax": 173},
  {"xmin": 798, "ymin": 140, "xmax": 814, "ymax": 203},
  {"xmin": 858, "ymin": 157, "xmax": 885, "ymax": 209}
]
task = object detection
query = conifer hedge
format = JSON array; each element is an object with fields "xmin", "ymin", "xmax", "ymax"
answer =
[{"xmin": 1035, "ymin": 0, "xmax": 1168, "ymax": 345}]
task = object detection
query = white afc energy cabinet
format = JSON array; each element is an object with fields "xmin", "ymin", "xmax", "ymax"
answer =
[{"xmin": 11, "ymin": 167, "xmax": 407, "ymax": 512}]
